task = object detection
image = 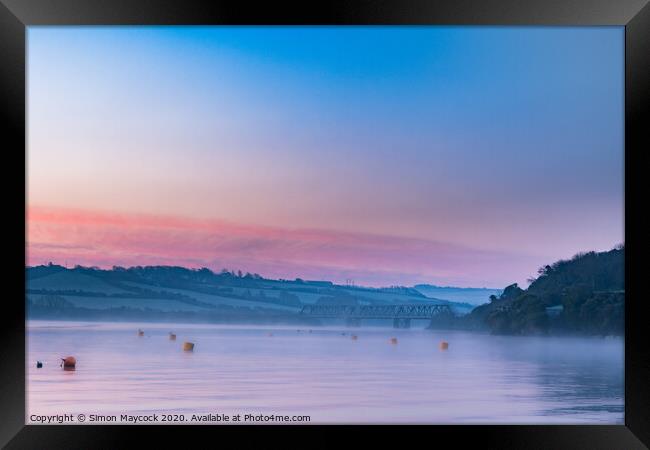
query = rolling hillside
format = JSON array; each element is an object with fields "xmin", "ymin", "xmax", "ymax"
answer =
[
  {"xmin": 26, "ymin": 264, "xmax": 472, "ymax": 323},
  {"xmin": 466, "ymin": 247, "xmax": 624, "ymax": 335},
  {"xmin": 413, "ymin": 285, "xmax": 501, "ymax": 306}
]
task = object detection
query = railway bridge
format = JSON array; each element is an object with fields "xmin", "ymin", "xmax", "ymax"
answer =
[{"xmin": 299, "ymin": 303, "xmax": 453, "ymax": 328}]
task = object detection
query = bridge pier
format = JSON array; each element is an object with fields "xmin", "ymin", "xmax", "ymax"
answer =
[{"xmin": 393, "ymin": 318, "xmax": 411, "ymax": 329}]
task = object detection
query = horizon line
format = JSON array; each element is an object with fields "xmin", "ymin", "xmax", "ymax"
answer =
[{"xmin": 25, "ymin": 262, "xmax": 505, "ymax": 291}]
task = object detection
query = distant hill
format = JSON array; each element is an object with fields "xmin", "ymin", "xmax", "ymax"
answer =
[
  {"xmin": 466, "ymin": 246, "xmax": 624, "ymax": 335},
  {"xmin": 26, "ymin": 264, "xmax": 470, "ymax": 323},
  {"xmin": 413, "ymin": 285, "xmax": 502, "ymax": 306}
]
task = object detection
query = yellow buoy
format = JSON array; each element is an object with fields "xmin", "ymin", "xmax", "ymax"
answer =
[
  {"xmin": 137, "ymin": 329, "xmax": 144, "ymax": 337},
  {"xmin": 183, "ymin": 342, "xmax": 194, "ymax": 352},
  {"xmin": 351, "ymin": 335, "xmax": 358, "ymax": 341},
  {"xmin": 390, "ymin": 337, "xmax": 398, "ymax": 345},
  {"xmin": 169, "ymin": 333, "xmax": 176, "ymax": 341},
  {"xmin": 439, "ymin": 341, "xmax": 449, "ymax": 350}
]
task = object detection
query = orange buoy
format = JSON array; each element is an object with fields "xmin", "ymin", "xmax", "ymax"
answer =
[
  {"xmin": 268, "ymin": 332, "xmax": 273, "ymax": 337},
  {"xmin": 351, "ymin": 335, "xmax": 358, "ymax": 341},
  {"xmin": 61, "ymin": 356, "xmax": 76, "ymax": 369},
  {"xmin": 439, "ymin": 341, "xmax": 449, "ymax": 350},
  {"xmin": 183, "ymin": 342, "xmax": 194, "ymax": 352},
  {"xmin": 390, "ymin": 337, "xmax": 398, "ymax": 345},
  {"xmin": 169, "ymin": 333, "xmax": 176, "ymax": 341},
  {"xmin": 138, "ymin": 329, "xmax": 144, "ymax": 337}
]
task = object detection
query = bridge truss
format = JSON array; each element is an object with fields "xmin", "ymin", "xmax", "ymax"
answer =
[{"xmin": 299, "ymin": 304, "xmax": 453, "ymax": 328}]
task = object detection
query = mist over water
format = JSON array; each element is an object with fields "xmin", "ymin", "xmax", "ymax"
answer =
[{"xmin": 27, "ymin": 320, "xmax": 623, "ymax": 424}]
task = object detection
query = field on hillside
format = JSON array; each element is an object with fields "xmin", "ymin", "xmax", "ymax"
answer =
[{"xmin": 26, "ymin": 265, "xmax": 473, "ymax": 320}]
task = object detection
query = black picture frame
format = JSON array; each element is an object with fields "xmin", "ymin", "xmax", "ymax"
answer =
[{"xmin": 1, "ymin": 0, "xmax": 648, "ymax": 448}]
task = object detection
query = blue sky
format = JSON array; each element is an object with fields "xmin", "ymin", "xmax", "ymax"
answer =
[{"xmin": 27, "ymin": 26, "xmax": 624, "ymax": 287}]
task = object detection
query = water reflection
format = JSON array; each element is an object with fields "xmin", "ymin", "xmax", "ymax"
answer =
[{"xmin": 27, "ymin": 321, "xmax": 623, "ymax": 424}]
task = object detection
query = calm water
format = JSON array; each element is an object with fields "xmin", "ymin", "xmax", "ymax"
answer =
[{"xmin": 27, "ymin": 320, "xmax": 624, "ymax": 424}]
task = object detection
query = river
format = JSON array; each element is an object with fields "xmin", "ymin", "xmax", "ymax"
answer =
[{"xmin": 26, "ymin": 320, "xmax": 623, "ymax": 424}]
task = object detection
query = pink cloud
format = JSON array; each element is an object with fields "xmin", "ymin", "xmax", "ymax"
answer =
[{"xmin": 26, "ymin": 205, "xmax": 543, "ymax": 287}]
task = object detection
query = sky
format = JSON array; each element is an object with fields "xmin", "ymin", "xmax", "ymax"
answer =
[{"xmin": 27, "ymin": 26, "xmax": 624, "ymax": 288}]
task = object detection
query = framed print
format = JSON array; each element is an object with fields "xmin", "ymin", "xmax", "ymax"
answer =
[{"xmin": 1, "ymin": 0, "xmax": 648, "ymax": 448}]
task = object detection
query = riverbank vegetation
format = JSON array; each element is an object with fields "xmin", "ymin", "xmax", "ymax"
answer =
[
  {"xmin": 26, "ymin": 246, "xmax": 623, "ymax": 335},
  {"xmin": 466, "ymin": 246, "xmax": 624, "ymax": 336}
]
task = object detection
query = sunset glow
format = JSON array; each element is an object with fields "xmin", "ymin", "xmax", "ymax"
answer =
[{"xmin": 27, "ymin": 27, "xmax": 624, "ymax": 287}]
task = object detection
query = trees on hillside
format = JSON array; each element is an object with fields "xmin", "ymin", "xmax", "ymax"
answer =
[{"xmin": 468, "ymin": 246, "xmax": 624, "ymax": 336}]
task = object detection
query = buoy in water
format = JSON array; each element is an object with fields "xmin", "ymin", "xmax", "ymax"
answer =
[
  {"xmin": 61, "ymin": 356, "xmax": 76, "ymax": 369},
  {"xmin": 439, "ymin": 341, "xmax": 449, "ymax": 350},
  {"xmin": 36, "ymin": 361, "xmax": 43, "ymax": 368},
  {"xmin": 268, "ymin": 332, "xmax": 273, "ymax": 337},
  {"xmin": 169, "ymin": 333, "xmax": 176, "ymax": 341},
  {"xmin": 351, "ymin": 335, "xmax": 358, "ymax": 341},
  {"xmin": 390, "ymin": 337, "xmax": 398, "ymax": 345},
  {"xmin": 138, "ymin": 329, "xmax": 144, "ymax": 337},
  {"xmin": 183, "ymin": 342, "xmax": 194, "ymax": 352}
]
